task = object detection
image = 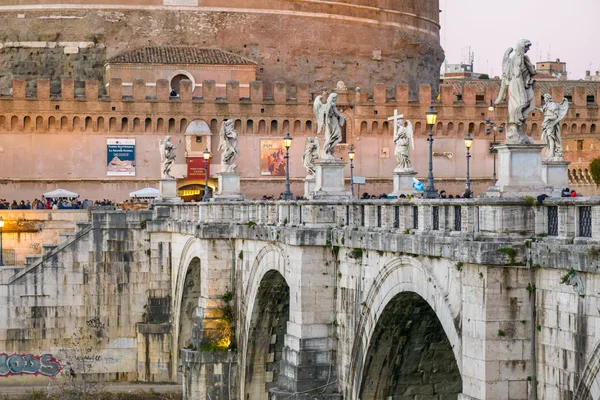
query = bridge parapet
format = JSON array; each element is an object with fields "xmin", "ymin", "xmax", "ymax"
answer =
[{"xmin": 159, "ymin": 197, "xmax": 600, "ymax": 243}]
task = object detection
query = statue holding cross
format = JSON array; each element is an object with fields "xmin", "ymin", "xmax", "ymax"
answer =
[{"xmin": 388, "ymin": 109, "xmax": 414, "ymax": 171}]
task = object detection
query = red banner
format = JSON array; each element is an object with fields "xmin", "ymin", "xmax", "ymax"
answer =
[{"xmin": 187, "ymin": 157, "xmax": 210, "ymax": 179}]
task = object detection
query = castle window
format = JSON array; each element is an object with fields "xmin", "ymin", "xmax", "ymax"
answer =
[{"xmin": 577, "ymin": 140, "xmax": 583, "ymax": 151}]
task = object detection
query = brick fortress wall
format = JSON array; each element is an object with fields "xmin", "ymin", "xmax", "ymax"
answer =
[{"xmin": 0, "ymin": 78, "xmax": 598, "ymax": 200}]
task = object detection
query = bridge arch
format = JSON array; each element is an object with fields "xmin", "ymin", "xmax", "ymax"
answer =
[
  {"xmin": 349, "ymin": 256, "xmax": 462, "ymax": 398},
  {"xmin": 575, "ymin": 338, "xmax": 600, "ymax": 399},
  {"xmin": 239, "ymin": 243, "xmax": 293, "ymax": 398}
]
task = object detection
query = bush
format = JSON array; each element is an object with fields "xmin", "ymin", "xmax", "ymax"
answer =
[{"xmin": 590, "ymin": 158, "xmax": 600, "ymax": 184}]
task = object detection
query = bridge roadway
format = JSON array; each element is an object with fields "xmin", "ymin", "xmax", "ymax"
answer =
[{"xmin": 1, "ymin": 197, "xmax": 600, "ymax": 399}]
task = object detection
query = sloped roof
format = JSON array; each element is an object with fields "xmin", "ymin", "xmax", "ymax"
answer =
[
  {"xmin": 108, "ymin": 47, "xmax": 257, "ymax": 66},
  {"xmin": 448, "ymin": 79, "xmax": 600, "ymax": 96}
]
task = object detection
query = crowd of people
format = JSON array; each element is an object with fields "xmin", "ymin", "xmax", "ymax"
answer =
[{"xmin": 0, "ymin": 198, "xmax": 117, "ymax": 210}]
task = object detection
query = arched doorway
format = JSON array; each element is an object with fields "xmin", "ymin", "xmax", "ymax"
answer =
[
  {"xmin": 169, "ymin": 71, "xmax": 194, "ymax": 95},
  {"xmin": 244, "ymin": 270, "xmax": 290, "ymax": 399},
  {"xmin": 178, "ymin": 257, "xmax": 201, "ymax": 352},
  {"xmin": 359, "ymin": 292, "xmax": 462, "ymax": 399}
]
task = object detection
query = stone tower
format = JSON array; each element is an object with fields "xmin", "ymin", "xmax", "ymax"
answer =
[{"xmin": 0, "ymin": 0, "xmax": 444, "ymax": 97}]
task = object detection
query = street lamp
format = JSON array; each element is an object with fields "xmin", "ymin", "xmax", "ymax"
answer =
[
  {"xmin": 202, "ymin": 148, "xmax": 211, "ymax": 202},
  {"xmin": 486, "ymin": 112, "xmax": 504, "ymax": 185},
  {"xmin": 348, "ymin": 145, "xmax": 356, "ymax": 197},
  {"xmin": 464, "ymin": 133, "xmax": 473, "ymax": 193},
  {"xmin": 282, "ymin": 132, "xmax": 293, "ymax": 200},
  {"xmin": 0, "ymin": 217, "xmax": 4, "ymax": 266},
  {"xmin": 423, "ymin": 104, "xmax": 439, "ymax": 199}
]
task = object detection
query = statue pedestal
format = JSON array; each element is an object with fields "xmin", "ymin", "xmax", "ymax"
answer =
[
  {"xmin": 212, "ymin": 172, "xmax": 245, "ymax": 201},
  {"xmin": 309, "ymin": 161, "xmax": 351, "ymax": 200},
  {"xmin": 484, "ymin": 144, "xmax": 552, "ymax": 198},
  {"xmin": 157, "ymin": 179, "xmax": 182, "ymax": 203},
  {"xmin": 389, "ymin": 169, "xmax": 417, "ymax": 197},
  {"xmin": 542, "ymin": 160, "xmax": 571, "ymax": 197},
  {"xmin": 304, "ymin": 176, "xmax": 316, "ymax": 198}
]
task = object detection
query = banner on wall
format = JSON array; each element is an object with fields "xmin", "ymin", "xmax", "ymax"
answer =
[
  {"xmin": 107, "ymin": 138, "xmax": 136, "ymax": 176},
  {"xmin": 187, "ymin": 157, "xmax": 210, "ymax": 180},
  {"xmin": 260, "ymin": 139, "xmax": 286, "ymax": 176}
]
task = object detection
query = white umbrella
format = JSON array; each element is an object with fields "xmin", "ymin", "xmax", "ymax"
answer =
[
  {"xmin": 129, "ymin": 187, "xmax": 160, "ymax": 199},
  {"xmin": 43, "ymin": 189, "xmax": 79, "ymax": 199}
]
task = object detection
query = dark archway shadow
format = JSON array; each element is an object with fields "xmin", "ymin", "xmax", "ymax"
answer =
[
  {"xmin": 244, "ymin": 270, "xmax": 290, "ymax": 399},
  {"xmin": 359, "ymin": 291, "xmax": 462, "ymax": 399},
  {"xmin": 178, "ymin": 257, "xmax": 201, "ymax": 352}
]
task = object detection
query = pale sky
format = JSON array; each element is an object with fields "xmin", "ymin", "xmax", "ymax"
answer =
[{"xmin": 440, "ymin": 0, "xmax": 600, "ymax": 80}]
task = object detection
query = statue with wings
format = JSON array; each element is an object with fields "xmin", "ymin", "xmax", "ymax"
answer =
[
  {"xmin": 393, "ymin": 119, "xmax": 414, "ymax": 171},
  {"xmin": 495, "ymin": 39, "xmax": 537, "ymax": 144},
  {"xmin": 536, "ymin": 94, "xmax": 569, "ymax": 161},
  {"xmin": 302, "ymin": 137, "xmax": 320, "ymax": 178},
  {"xmin": 218, "ymin": 119, "xmax": 240, "ymax": 173},
  {"xmin": 313, "ymin": 92, "xmax": 345, "ymax": 160}
]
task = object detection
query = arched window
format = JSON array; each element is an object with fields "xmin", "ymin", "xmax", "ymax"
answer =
[
  {"xmin": 246, "ymin": 119, "xmax": 254, "ymax": 134},
  {"xmin": 73, "ymin": 116, "xmax": 82, "ymax": 132},
  {"xmin": 531, "ymin": 123, "xmax": 538, "ymax": 135},
  {"xmin": 478, "ymin": 122, "xmax": 485, "ymax": 136},
  {"xmin": 581, "ymin": 124, "xmax": 587, "ymax": 134},
  {"xmin": 180, "ymin": 118, "xmax": 188, "ymax": 133},
  {"xmin": 447, "ymin": 122, "xmax": 454, "ymax": 135},
  {"xmin": 591, "ymin": 124, "xmax": 597, "ymax": 134},
  {"xmin": 293, "ymin": 120, "xmax": 301, "ymax": 134},
  {"xmin": 271, "ymin": 120, "xmax": 278, "ymax": 134},
  {"xmin": 436, "ymin": 122, "xmax": 443, "ymax": 134},
  {"xmin": 468, "ymin": 122, "xmax": 475, "ymax": 134},
  {"xmin": 360, "ymin": 121, "xmax": 368, "ymax": 135},
  {"xmin": 48, "ymin": 116, "xmax": 57, "ymax": 132},
  {"xmin": 372, "ymin": 121, "xmax": 379, "ymax": 134},
  {"xmin": 36, "ymin": 116, "xmax": 44, "ymax": 131},
  {"xmin": 305, "ymin": 120, "xmax": 312, "ymax": 133},
  {"xmin": 458, "ymin": 122, "xmax": 465, "ymax": 135},
  {"xmin": 258, "ymin": 120, "xmax": 266, "ymax": 134},
  {"xmin": 415, "ymin": 122, "xmax": 422, "ymax": 135},
  {"xmin": 282, "ymin": 120, "xmax": 289, "ymax": 133},
  {"xmin": 0, "ymin": 115, "xmax": 6, "ymax": 131},
  {"xmin": 145, "ymin": 118, "xmax": 152, "ymax": 132},
  {"xmin": 11, "ymin": 115, "xmax": 19, "ymax": 131},
  {"xmin": 121, "ymin": 117, "xmax": 128, "ymax": 132},
  {"xmin": 562, "ymin": 123, "xmax": 567, "ymax": 133},
  {"xmin": 210, "ymin": 119, "xmax": 218, "ymax": 134},
  {"xmin": 235, "ymin": 119, "xmax": 242, "ymax": 132},
  {"xmin": 157, "ymin": 118, "xmax": 164, "ymax": 133},
  {"xmin": 169, "ymin": 71, "xmax": 195, "ymax": 95},
  {"xmin": 133, "ymin": 118, "xmax": 142, "ymax": 132},
  {"xmin": 60, "ymin": 116, "xmax": 69, "ymax": 132},
  {"xmin": 168, "ymin": 118, "xmax": 176, "ymax": 133},
  {"xmin": 383, "ymin": 121, "xmax": 389, "ymax": 134},
  {"xmin": 85, "ymin": 116, "xmax": 92, "ymax": 132},
  {"xmin": 24, "ymin": 116, "xmax": 32, "ymax": 132},
  {"xmin": 571, "ymin": 123, "xmax": 578, "ymax": 133},
  {"xmin": 97, "ymin": 117, "xmax": 105, "ymax": 132}
]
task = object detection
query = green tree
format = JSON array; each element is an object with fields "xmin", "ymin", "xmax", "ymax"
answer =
[{"xmin": 590, "ymin": 158, "xmax": 600, "ymax": 184}]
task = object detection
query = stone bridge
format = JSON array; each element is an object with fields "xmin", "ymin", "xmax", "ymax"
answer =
[{"xmin": 2, "ymin": 198, "xmax": 600, "ymax": 399}]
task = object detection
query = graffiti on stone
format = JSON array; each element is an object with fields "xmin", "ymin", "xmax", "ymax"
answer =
[{"xmin": 0, "ymin": 353, "xmax": 62, "ymax": 377}]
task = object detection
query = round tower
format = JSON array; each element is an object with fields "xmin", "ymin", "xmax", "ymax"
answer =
[{"xmin": 0, "ymin": 0, "xmax": 444, "ymax": 96}]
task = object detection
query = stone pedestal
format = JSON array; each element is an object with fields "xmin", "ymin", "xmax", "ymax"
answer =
[
  {"xmin": 304, "ymin": 176, "xmax": 316, "ymax": 198},
  {"xmin": 157, "ymin": 178, "xmax": 182, "ymax": 203},
  {"xmin": 542, "ymin": 160, "xmax": 571, "ymax": 197},
  {"xmin": 213, "ymin": 172, "xmax": 245, "ymax": 201},
  {"xmin": 484, "ymin": 144, "xmax": 552, "ymax": 198},
  {"xmin": 389, "ymin": 169, "xmax": 417, "ymax": 197},
  {"xmin": 310, "ymin": 161, "xmax": 351, "ymax": 200}
]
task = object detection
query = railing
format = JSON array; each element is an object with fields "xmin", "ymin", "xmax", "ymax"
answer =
[{"xmin": 159, "ymin": 197, "xmax": 600, "ymax": 242}]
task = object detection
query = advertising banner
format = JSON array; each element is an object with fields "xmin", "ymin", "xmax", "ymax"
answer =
[
  {"xmin": 107, "ymin": 138, "xmax": 136, "ymax": 176},
  {"xmin": 187, "ymin": 157, "xmax": 210, "ymax": 180},
  {"xmin": 260, "ymin": 139, "xmax": 286, "ymax": 176}
]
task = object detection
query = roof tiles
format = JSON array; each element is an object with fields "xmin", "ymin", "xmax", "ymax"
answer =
[{"xmin": 108, "ymin": 47, "xmax": 257, "ymax": 66}]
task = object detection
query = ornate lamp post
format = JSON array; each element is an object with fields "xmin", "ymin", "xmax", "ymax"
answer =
[
  {"xmin": 202, "ymin": 148, "xmax": 212, "ymax": 202},
  {"xmin": 464, "ymin": 133, "xmax": 473, "ymax": 192},
  {"xmin": 348, "ymin": 145, "xmax": 355, "ymax": 197},
  {"xmin": 0, "ymin": 217, "xmax": 4, "ymax": 266},
  {"xmin": 282, "ymin": 132, "xmax": 293, "ymax": 200},
  {"xmin": 423, "ymin": 104, "xmax": 438, "ymax": 199},
  {"xmin": 486, "ymin": 104, "xmax": 504, "ymax": 185}
]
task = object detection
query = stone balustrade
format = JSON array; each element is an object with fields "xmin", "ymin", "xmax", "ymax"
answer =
[{"xmin": 162, "ymin": 197, "xmax": 600, "ymax": 243}]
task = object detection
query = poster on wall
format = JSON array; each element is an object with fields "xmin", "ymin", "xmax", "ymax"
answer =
[
  {"xmin": 260, "ymin": 139, "xmax": 286, "ymax": 176},
  {"xmin": 107, "ymin": 138, "xmax": 136, "ymax": 176},
  {"xmin": 187, "ymin": 157, "xmax": 210, "ymax": 180}
]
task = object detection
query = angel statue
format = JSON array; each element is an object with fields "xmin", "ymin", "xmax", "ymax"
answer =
[
  {"xmin": 313, "ymin": 92, "xmax": 346, "ymax": 161},
  {"xmin": 536, "ymin": 94, "xmax": 569, "ymax": 161},
  {"xmin": 218, "ymin": 119, "xmax": 240, "ymax": 173},
  {"xmin": 495, "ymin": 39, "xmax": 537, "ymax": 144},
  {"xmin": 159, "ymin": 136, "xmax": 177, "ymax": 179},
  {"xmin": 302, "ymin": 137, "xmax": 320, "ymax": 178},
  {"xmin": 393, "ymin": 119, "xmax": 414, "ymax": 171}
]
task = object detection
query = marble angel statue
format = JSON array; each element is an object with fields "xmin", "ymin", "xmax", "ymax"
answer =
[
  {"xmin": 536, "ymin": 94, "xmax": 569, "ymax": 161},
  {"xmin": 313, "ymin": 92, "xmax": 345, "ymax": 160},
  {"xmin": 302, "ymin": 137, "xmax": 320, "ymax": 178},
  {"xmin": 218, "ymin": 119, "xmax": 240, "ymax": 173},
  {"xmin": 159, "ymin": 135, "xmax": 177, "ymax": 179},
  {"xmin": 495, "ymin": 39, "xmax": 537, "ymax": 144},
  {"xmin": 393, "ymin": 119, "xmax": 414, "ymax": 171}
]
